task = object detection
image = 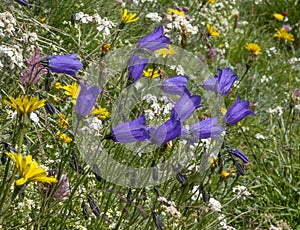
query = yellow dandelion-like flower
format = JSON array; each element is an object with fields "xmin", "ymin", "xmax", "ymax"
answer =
[
  {"xmin": 143, "ymin": 68, "xmax": 160, "ymax": 79},
  {"xmin": 207, "ymin": 0, "xmax": 215, "ymax": 4},
  {"xmin": 56, "ymin": 131, "xmax": 72, "ymax": 143},
  {"xmin": 55, "ymin": 82, "xmax": 62, "ymax": 89},
  {"xmin": 245, "ymin": 43, "xmax": 262, "ymax": 56},
  {"xmin": 59, "ymin": 114, "xmax": 69, "ymax": 129},
  {"xmin": 121, "ymin": 9, "xmax": 139, "ymax": 24},
  {"xmin": 3, "ymin": 96, "xmax": 45, "ymax": 116},
  {"xmin": 155, "ymin": 44, "xmax": 176, "ymax": 58},
  {"xmin": 102, "ymin": 43, "xmax": 111, "ymax": 53},
  {"xmin": 5, "ymin": 152, "xmax": 57, "ymax": 186},
  {"xmin": 91, "ymin": 107, "xmax": 110, "ymax": 120},
  {"xmin": 273, "ymin": 13, "xmax": 284, "ymax": 21},
  {"xmin": 167, "ymin": 8, "xmax": 186, "ymax": 18},
  {"xmin": 221, "ymin": 171, "xmax": 231, "ymax": 179},
  {"xmin": 61, "ymin": 82, "xmax": 81, "ymax": 104},
  {"xmin": 274, "ymin": 27, "xmax": 294, "ymax": 43},
  {"xmin": 208, "ymin": 157, "xmax": 218, "ymax": 169},
  {"xmin": 221, "ymin": 108, "xmax": 227, "ymax": 116},
  {"xmin": 39, "ymin": 17, "xmax": 46, "ymax": 23},
  {"xmin": 207, "ymin": 24, "xmax": 220, "ymax": 37}
]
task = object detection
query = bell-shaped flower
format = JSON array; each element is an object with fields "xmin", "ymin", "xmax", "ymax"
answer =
[
  {"xmin": 75, "ymin": 82, "xmax": 101, "ymax": 121},
  {"xmin": 149, "ymin": 116, "xmax": 181, "ymax": 146},
  {"xmin": 190, "ymin": 116, "xmax": 224, "ymax": 140},
  {"xmin": 230, "ymin": 148, "xmax": 249, "ymax": 163},
  {"xmin": 171, "ymin": 93, "xmax": 201, "ymax": 122},
  {"xmin": 224, "ymin": 95, "xmax": 254, "ymax": 126},
  {"xmin": 112, "ymin": 114, "xmax": 150, "ymax": 143},
  {"xmin": 128, "ymin": 54, "xmax": 149, "ymax": 83},
  {"xmin": 15, "ymin": 0, "xmax": 28, "ymax": 6},
  {"xmin": 203, "ymin": 67, "xmax": 237, "ymax": 96},
  {"xmin": 137, "ymin": 26, "xmax": 170, "ymax": 52},
  {"xmin": 42, "ymin": 54, "xmax": 83, "ymax": 75},
  {"xmin": 162, "ymin": 76, "xmax": 189, "ymax": 96}
]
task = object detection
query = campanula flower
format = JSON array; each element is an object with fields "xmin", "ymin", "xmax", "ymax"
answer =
[
  {"xmin": 112, "ymin": 114, "xmax": 150, "ymax": 143},
  {"xmin": 172, "ymin": 93, "xmax": 201, "ymax": 122},
  {"xmin": 203, "ymin": 67, "xmax": 237, "ymax": 96},
  {"xmin": 190, "ymin": 116, "xmax": 224, "ymax": 140},
  {"xmin": 128, "ymin": 55, "xmax": 149, "ymax": 83},
  {"xmin": 75, "ymin": 82, "xmax": 101, "ymax": 121},
  {"xmin": 15, "ymin": 0, "xmax": 28, "ymax": 6},
  {"xmin": 162, "ymin": 76, "xmax": 189, "ymax": 95},
  {"xmin": 137, "ymin": 26, "xmax": 170, "ymax": 52},
  {"xmin": 42, "ymin": 54, "xmax": 83, "ymax": 75},
  {"xmin": 224, "ymin": 95, "xmax": 254, "ymax": 126},
  {"xmin": 230, "ymin": 148, "xmax": 249, "ymax": 163}
]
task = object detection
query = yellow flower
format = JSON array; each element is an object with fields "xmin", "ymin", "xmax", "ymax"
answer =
[
  {"xmin": 245, "ymin": 43, "xmax": 262, "ymax": 56},
  {"xmin": 61, "ymin": 82, "xmax": 81, "ymax": 104},
  {"xmin": 55, "ymin": 82, "xmax": 62, "ymax": 89},
  {"xmin": 5, "ymin": 152, "xmax": 57, "ymax": 186},
  {"xmin": 56, "ymin": 131, "xmax": 72, "ymax": 143},
  {"xmin": 121, "ymin": 9, "xmax": 139, "ymax": 24},
  {"xmin": 39, "ymin": 17, "xmax": 46, "ymax": 23},
  {"xmin": 274, "ymin": 28, "xmax": 294, "ymax": 43},
  {"xmin": 91, "ymin": 107, "xmax": 110, "ymax": 120},
  {"xmin": 155, "ymin": 44, "xmax": 176, "ymax": 58},
  {"xmin": 221, "ymin": 171, "xmax": 230, "ymax": 179},
  {"xmin": 273, "ymin": 13, "xmax": 284, "ymax": 20},
  {"xmin": 207, "ymin": 0, "xmax": 215, "ymax": 4},
  {"xmin": 221, "ymin": 108, "xmax": 227, "ymax": 116},
  {"xmin": 3, "ymin": 96, "xmax": 45, "ymax": 116},
  {"xmin": 59, "ymin": 114, "xmax": 68, "ymax": 129},
  {"xmin": 207, "ymin": 24, "xmax": 220, "ymax": 37},
  {"xmin": 102, "ymin": 43, "xmax": 111, "ymax": 53},
  {"xmin": 143, "ymin": 68, "xmax": 160, "ymax": 79},
  {"xmin": 167, "ymin": 8, "xmax": 186, "ymax": 18},
  {"xmin": 208, "ymin": 157, "xmax": 218, "ymax": 169}
]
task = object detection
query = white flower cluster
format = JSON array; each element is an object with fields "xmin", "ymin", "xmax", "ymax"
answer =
[
  {"xmin": 260, "ymin": 75, "xmax": 272, "ymax": 83},
  {"xmin": 75, "ymin": 12, "xmax": 116, "ymax": 35},
  {"xmin": 0, "ymin": 11, "xmax": 17, "ymax": 37},
  {"xmin": 142, "ymin": 94, "xmax": 173, "ymax": 120},
  {"xmin": 266, "ymin": 47, "xmax": 277, "ymax": 57},
  {"xmin": 232, "ymin": 185, "xmax": 251, "ymax": 200},
  {"xmin": 0, "ymin": 44, "xmax": 24, "ymax": 70},
  {"xmin": 267, "ymin": 106, "xmax": 283, "ymax": 116},
  {"xmin": 132, "ymin": 0, "xmax": 157, "ymax": 5},
  {"xmin": 146, "ymin": 12, "xmax": 162, "ymax": 23},
  {"xmin": 158, "ymin": 196, "xmax": 181, "ymax": 218},
  {"xmin": 208, "ymin": 197, "xmax": 222, "ymax": 212}
]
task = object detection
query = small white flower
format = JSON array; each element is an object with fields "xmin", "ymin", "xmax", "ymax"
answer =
[
  {"xmin": 255, "ymin": 133, "xmax": 265, "ymax": 140},
  {"xmin": 146, "ymin": 13, "xmax": 162, "ymax": 23},
  {"xmin": 208, "ymin": 198, "xmax": 222, "ymax": 211},
  {"xmin": 233, "ymin": 185, "xmax": 251, "ymax": 200},
  {"xmin": 30, "ymin": 112, "xmax": 39, "ymax": 124}
]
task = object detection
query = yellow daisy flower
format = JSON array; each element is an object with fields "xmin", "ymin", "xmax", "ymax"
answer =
[
  {"xmin": 5, "ymin": 152, "xmax": 57, "ymax": 186},
  {"xmin": 207, "ymin": 0, "xmax": 215, "ymax": 4},
  {"xmin": 155, "ymin": 44, "xmax": 176, "ymax": 58},
  {"xmin": 91, "ymin": 107, "xmax": 110, "ymax": 120},
  {"xmin": 273, "ymin": 13, "xmax": 284, "ymax": 21},
  {"xmin": 167, "ymin": 8, "xmax": 186, "ymax": 18},
  {"xmin": 143, "ymin": 68, "xmax": 160, "ymax": 79},
  {"xmin": 59, "ymin": 114, "xmax": 69, "ymax": 129},
  {"xmin": 274, "ymin": 27, "xmax": 294, "ymax": 43},
  {"xmin": 245, "ymin": 43, "xmax": 262, "ymax": 56},
  {"xmin": 3, "ymin": 96, "xmax": 45, "ymax": 116},
  {"xmin": 221, "ymin": 171, "xmax": 231, "ymax": 179},
  {"xmin": 61, "ymin": 82, "xmax": 81, "ymax": 104},
  {"xmin": 207, "ymin": 24, "xmax": 220, "ymax": 37},
  {"xmin": 121, "ymin": 9, "xmax": 139, "ymax": 24},
  {"xmin": 56, "ymin": 131, "xmax": 72, "ymax": 143}
]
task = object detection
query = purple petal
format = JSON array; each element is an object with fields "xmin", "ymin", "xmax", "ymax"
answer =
[
  {"xmin": 190, "ymin": 116, "xmax": 224, "ymax": 140},
  {"xmin": 162, "ymin": 76, "xmax": 189, "ymax": 95},
  {"xmin": 128, "ymin": 55, "xmax": 149, "ymax": 82},
  {"xmin": 230, "ymin": 148, "xmax": 249, "ymax": 163},
  {"xmin": 202, "ymin": 76, "xmax": 218, "ymax": 92},
  {"xmin": 217, "ymin": 68, "xmax": 238, "ymax": 95},
  {"xmin": 46, "ymin": 54, "xmax": 83, "ymax": 75}
]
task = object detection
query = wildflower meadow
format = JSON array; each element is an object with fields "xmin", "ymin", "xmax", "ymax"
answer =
[{"xmin": 0, "ymin": 0, "xmax": 299, "ymax": 229}]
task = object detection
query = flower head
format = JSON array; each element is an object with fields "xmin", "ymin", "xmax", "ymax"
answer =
[
  {"xmin": 224, "ymin": 95, "xmax": 254, "ymax": 126},
  {"xmin": 91, "ymin": 107, "xmax": 109, "ymax": 120},
  {"xmin": 273, "ymin": 13, "xmax": 284, "ymax": 20},
  {"xmin": 162, "ymin": 76, "xmax": 189, "ymax": 96},
  {"xmin": 42, "ymin": 54, "xmax": 83, "ymax": 75},
  {"xmin": 206, "ymin": 24, "xmax": 220, "ymax": 37},
  {"xmin": 167, "ymin": 8, "xmax": 186, "ymax": 18},
  {"xmin": 203, "ymin": 67, "xmax": 237, "ymax": 96},
  {"xmin": 121, "ymin": 9, "xmax": 139, "ymax": 24},
  {"xmin": 137, "ymin": 26, "xmax": 170, "ymax": 52},
  {"xmin": 5, "ymin": 152, "xmax": 57, "ymax": 186},
  {"xmin": 15, "ymin": 0, "xmax": 28, "ymax": 6},
  {"xmin": 128, "ymin": 54, "xmax": 149, "ymax": 83},
  {"xmin": 4, "ymin": 96, "xmax": 45, "ymax": 117},
  {"xmin": 143, "ymin": 68, "xmax": 160, "ymax": 78},
  {"xmin": 75, "ymin": 82, "xmax": 101, "ymax": 121},
  {"xmin": 111, "ymin": 114, "xmax": 150, "ymax": 143},
  {"xmin": 155, "ymin": 44, "xmax": 176, "ymax": 58},
  {"xmin": 274, "ymin": 27, "xmax": 294, "ymax": 42},
  {"xmin": 229, "ymin": 148, "xmax": 249, "ymax": 163},
  {"xmin": 56, "ymin": 131, "xmax": 72, "ymax": 143},
  {"xmin": 22, "ymin": 50, "xmax": 47, "ymax": 84},
  {"xmin": 60, "ymin": 82, "xmax": 81, "ymax": 104},
  {"xmin": 245, "ymin": 43, "xmax": 262, "ymax": 56}
]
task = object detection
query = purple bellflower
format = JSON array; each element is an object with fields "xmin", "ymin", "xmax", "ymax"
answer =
[
  {"xmin": 203, "ymin": 67, "xmax": 237, "ymax": 96},
  {"xmin": 162, "ymin": 76, "xmax": 189, "ymax": 96},
  {"xmin": 190, "ymin": 116, "xmax": 224, "ymax": 140},
  {"xmin": 224, "ymin": 95, "xmax": 254, "ymax": 126},
  {"xmin": 75, "ymin": 82, "xmax": 101, "ymax": 121},
  {"xmin": 149, "ymin": 116, "xmax": 181, "ymax": 146},
  {"xmin": 112, "ymin": 114, "xmax": 150, "ymax": 143},
  {"xmin": 15, "ymin": 0, "xmax": 28, "ymax": 6},
  {"xmin": 128, "ymin": 54, "xmax": 150, "ymax": 83},
  {"xmin": 230, "ymin": 148, "xmax": 249, "ymax": 163},
  {"xmin": 42, "ymin": 54, "xmax": 83, "ymax": 75},
  {"xmin": 137, "ymin": 26, "xmax": 170, "ymax": 52},
  {"xmin": 172, "ymin": 93, "xmax": 201, "ymax": 122}
]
